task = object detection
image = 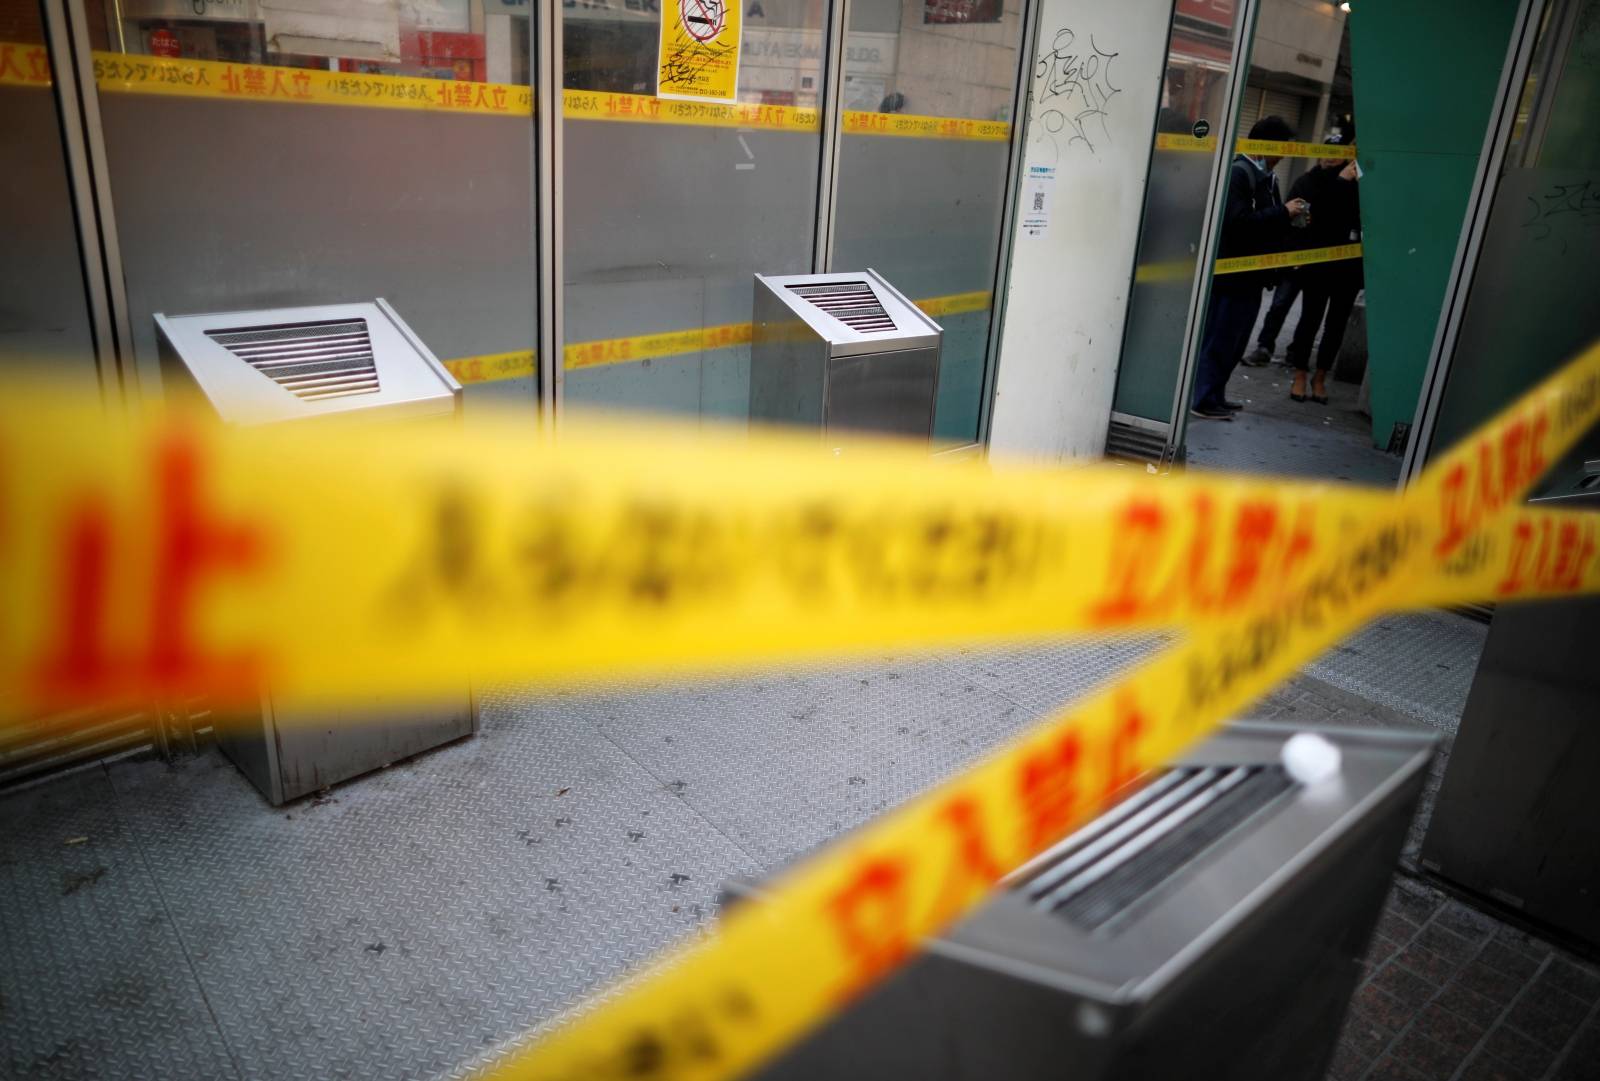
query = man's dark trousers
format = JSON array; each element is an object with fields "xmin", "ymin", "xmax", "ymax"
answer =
[
  {"xmin": 1192, "ymin": 282, "xmax": 1264, "ymax": 412},
  {"xmin": 1256, "ymin": 272, "xmax": 1301, "ymax": 353}
]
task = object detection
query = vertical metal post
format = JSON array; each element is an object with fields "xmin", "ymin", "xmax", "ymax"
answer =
[
  {"xmin": 40, "ymin": 0, "xmax": 124, "ymax": 401},
  {"xmin": 811, "ymin": 0, "xmax": 853, "ymax": 273},
  {"xmin": 42, "ymin": 0, "xmax": 134, "ymax": 402},
  {"xmin": 535, "ymin": 0, "xmax": 564, "ymax": 424},
  {"xmin": 975, "ymin": 0, "xmax": 1043, "ymax": 449},
  {"xmin": 1159, "ymin": 0, "xmax": 1262, "ymax": 468},
  {"xmin": 1399, "ymin": 0, "xmax": 1545, "ymax": 484}
]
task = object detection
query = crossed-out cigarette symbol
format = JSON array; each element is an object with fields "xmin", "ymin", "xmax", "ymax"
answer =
[{"xmin": 682, "ymin": 0, "xmax": 726, "ymax": 41}]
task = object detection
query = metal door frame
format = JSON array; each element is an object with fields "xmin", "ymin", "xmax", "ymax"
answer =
[
  {"xmin": 1399, "ymin": 0, "xmax": 1554, "ymax": 483},
  {"xmin": 1158, "ymin": 0, "xmax": 1263, "ymax": 468},
  {"xmin": 44, "ymin": 0, "xmax": 137, "ymax": 402},
  {"xmin": 536, "ymin": 0, "xmax": 563, "ymax": 423},
  {"xmin": 812, "ymin": 0, "xmax": 852, "ymax": 275},
  {"xmin": 1088, "ymin": 0, "xmax": 1263, "ymax": 468},
  {"xmin": 974, "ymin": 0, "xmax": 1045, "ymax": 449}
]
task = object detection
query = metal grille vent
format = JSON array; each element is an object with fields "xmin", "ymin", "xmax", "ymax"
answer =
[
  {"xmin": 1105, "ymin": 419, "xmax": 1168, "ymax": 464},
  {"xmin": 207, "ymin": 318, "xmax": 380, "ymax": 400},
  {"xmin": 787, "ymin": 281, "xmax": 897, "ymax": 333},
  {"xmin": 1018, "ymin": 765, "xmax": 1294, "ymax": 932}
]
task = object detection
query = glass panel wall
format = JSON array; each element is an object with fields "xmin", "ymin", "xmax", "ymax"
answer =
[
  {"xmin": 1109, "ymin": 0, "xmax": 1245, "ymax": 424},
  {"xmin": 1425, "ymin": 0, "xmax": 1600, "ymax": 460},
  {"xmin": 830, "ymin": 0, "xmax": 1026, "ymax": 443},
  {"xmin": 561, "ymin": 0, "xmax": 828, "ymax": 425},
  {"xmin": 0, "ymin": 1, "xmax": 98, "ymax": 383},
  {"xmin": 80, "ymin": 0, "xmax": 540, "ymax": 405}
]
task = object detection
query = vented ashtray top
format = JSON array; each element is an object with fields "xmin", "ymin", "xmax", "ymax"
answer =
[
  {"xmin": 786, "ymin": 280, "xmax": 898, "ymax": 333},
  {"xmin": 207, "ymin": 317, "xmax": 380, "ymax": 401},
  {"xmin": 1017, "ymin": 765, "xmax": 1297, "ymax": 933}
]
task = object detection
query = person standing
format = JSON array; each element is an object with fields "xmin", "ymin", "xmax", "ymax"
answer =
[
  {"xmin": 1241, "ymin": 270, "xmax": 1301, "ymax": 367},
  {"xmin": 1245, "ymin": 117, "xmax": 1356, "ymax": 369},
  {"xmin": 1191, "ymin": 116, "xmax": 1310, "ymax": 421},
  {"xmin": 1284, "ymin": 132, "xmax": 1362, "ymax": 404}
]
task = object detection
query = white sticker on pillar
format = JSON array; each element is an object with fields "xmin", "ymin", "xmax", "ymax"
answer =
[{"xmin": 1021, "ymin": 164, "xmax": 1057, "ymax": 238}]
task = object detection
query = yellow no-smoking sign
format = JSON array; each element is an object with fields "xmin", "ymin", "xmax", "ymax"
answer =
[{"xmin": 657, "ymin": 0, "xmax": 743, "ymax": 103}]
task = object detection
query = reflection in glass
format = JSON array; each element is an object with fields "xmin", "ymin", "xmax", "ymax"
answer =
[
  {"xmin": 79, "ymin": 0, "xmax": 541, "ymax": 406},
  {"xmin": 0, "ymin": 4, "xmax": 97, "ymax": 380},
  {"xmin": 1427, "ymin": 0, "xmax": 1600, "ymax": 459},
  {"xmin": 1109, "ymin": 0, "xmax": 1243, "ymax": 426},
  {"xmin": 831, "ymin": 0, "xmax": 1027, "ymax": 444},
  {"xmin": 560, "ymin": 0, "xmax": 828, "ymax": 424}
]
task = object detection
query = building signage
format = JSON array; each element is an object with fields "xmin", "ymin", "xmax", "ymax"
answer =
[
  {"xmin": 122, "ymin": 0, "xmax": 254, "ymax": 21},
  {"xmin": 923, "ymin": 0, "xmax": 1001, "ymax": 25}
]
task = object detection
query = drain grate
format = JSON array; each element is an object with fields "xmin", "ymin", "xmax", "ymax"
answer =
[
  {"xmin": 1018, "ymin": 764, "xmax": 1295, "ymax": 932},
  {"xmin": 208, "ymin": 318, "xmax": 380, "ymax": 400},
  {"xmin": 786, "ymin": 281, "xmax": 897, "ymax": 333}
]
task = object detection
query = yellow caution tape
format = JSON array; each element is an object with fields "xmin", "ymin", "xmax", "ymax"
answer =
[
  {"xmin": 1236, "ymin": 138, "xmax": 1357, "ymax": 161},
  {"xmin": 565, "ymin": 321, "xmax": 753, "ymax": 371},
  {"xmin": 1132, "ymin": 257, "xmax": 1198, "ymax": 284},
  {"xmin": 0, "ymin": 41, "xmax": 997, "ymax": 141},
  {"xmin": 2, "ymin": 340, "xmax": 1595, "ymax": 723},
  {"xmin": 0, "ymin": 409, "xmax": 1380, "ymax": 716},
  {"xmin": 0, "ymin": 326, "xmax": 1596, "ymax": 1077},
  {"xmin": 564, "ymin": 89, "xmax": 819, "ymax": 134},
  {"xmin": 909, "ymin": 289, "xmax": 992, "ymax": 318},
  {"xmin": 842, "ymin": 110, "xmax": 1010, "ymax": 142},
  {"xmin": 1155, "ymin": 133, "xmax": 1357, "ymax": 160},
  {"xmin": 0, "ymin": 40, "xmax": 50, "ymax": 87},
  {"xmin": 442, "ymin": 350, "xmax": 538, "ymax": 386},
  {"xmin": 463, "ymin": 338, "xmax": 1600, "ymax": 1081},
  {"xmin": 1412, "ymin": 503, "xmax": 1600, "ymax": 608},
  {"xmin": 90, "ymin": 50, "xmax": 534, "ymax": 117},
  {"xmin": 1154, "ymin": 132, "xmax": 1217, "ymax": 153},
  {"xmin": 1131, "ymin": 243, "xmax": 1360, "ymax": 286},
  {"xmin": 1213, "ymin": 242, "xmax": 1363, "ymax": 276},
  {"xmin": 442, "ymin": 292, "xmax": 995, "ymax": 385}
]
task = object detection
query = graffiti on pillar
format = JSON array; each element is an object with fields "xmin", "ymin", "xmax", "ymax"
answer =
[
  {"xmin": 1031, "ymin": 28, "xmax": 1120, "ymax": 162},
  {"xmin": 1522, "ymin": 179, "xmax": 1600, "ymax": 254}
]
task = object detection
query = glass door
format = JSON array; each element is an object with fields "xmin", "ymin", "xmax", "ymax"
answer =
[
  {"xmin": 1414, "ymin": 0, "xmax": 1600, "ymax": 468},
  {"xmin": 828, "ymin": 0, "xmax": 1029, "ymax": 444},
  {"xmin": 560, "ymin": 0, "xmax": 830, "ymax": 425},
  {"xmin": 0, "ymin": 2, "xmax": 99, "ymax": 385},
  {"xmin": 77, "ymin": 0, "xmax": 542, "ymax": 407},
  {"xmin": 1104, "ymin": 0, "xmax": 1250, "ymax": 462}
]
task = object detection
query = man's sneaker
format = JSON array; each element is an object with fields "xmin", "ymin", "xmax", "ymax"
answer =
[
  {"xmin": 1223, "ymin": 399, "xmax": 1245, "ymax": 411},
  {"xmin": 1241, "ymin": 346, "xmax": 1272, "ymax": 367},
  {"xmin": 1190, "ymin": 405, "xmax": 1234, "ymax": 421}
]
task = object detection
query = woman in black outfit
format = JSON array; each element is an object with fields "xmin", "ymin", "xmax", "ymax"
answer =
[{"xmin": 1284, "ymin": 134, "xmax": 1362, "ymax": 405}]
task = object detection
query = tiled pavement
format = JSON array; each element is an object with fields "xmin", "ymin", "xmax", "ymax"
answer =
[
  {"xmin": 1182, "ymin": 353, "xmax": 1600, "ymax": 1081},
  {"xmin": 1330, "ymin": 879, "xmax": 1600, "ymax": 1081}
]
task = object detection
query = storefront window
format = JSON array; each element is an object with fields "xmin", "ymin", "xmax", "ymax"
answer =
[
  {"xmin": 80, "ymin": 0, "xmax": 540, "ymax": 404},
  {"xmin": 0, "ymin": 3, "xmax": 98, "ymax": 382},
  {"xmin": 1109, "ymin": 0, "xmax": 1244, "ymax": 426},
  {"xmin": 560, "ymin": 0, "xmax": 828, "ymax": 424},
  {"xmin": 830, "ymin": 0, "xmax": 1026, "ymax": 444}
]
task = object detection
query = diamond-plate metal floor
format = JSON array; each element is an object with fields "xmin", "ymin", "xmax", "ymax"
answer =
[{"xmin": 2, "ymin": 611, "xmax": 1490, "ymax": 1081}]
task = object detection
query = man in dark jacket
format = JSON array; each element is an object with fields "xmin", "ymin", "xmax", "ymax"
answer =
[
  {"xmin": 1284, "ymin": 133, "xmax": 1362, "ymax": 403},
  {"xmin": 1190, "ymin": 115, "xmax": 1309, "ymax": 421}
]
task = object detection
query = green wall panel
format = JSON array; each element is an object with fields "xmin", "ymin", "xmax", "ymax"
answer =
[{"xmin": 1346, "ymin": 0, "xmax": 1521, "ymax": 450}]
